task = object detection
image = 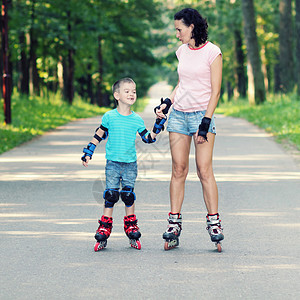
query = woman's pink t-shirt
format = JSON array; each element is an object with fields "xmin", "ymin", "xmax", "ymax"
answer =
[{"xmin": 173, "ymin": 41, "xmax": 222, "ymax": 112}]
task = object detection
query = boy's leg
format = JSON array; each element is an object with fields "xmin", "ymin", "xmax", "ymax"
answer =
[
  {"xmin": 121, "ymin": 162, "xmax": 141, "ymax": 249},
  {"xmin": 125, "ymin": 203, "xmax": 135, "ymax": 216},
  {"xmin": 103, "ymin": 207, "xmax": 114, "ymax": 218},
  {"xmin": 103, "ymin": 160, "xmax": 121, "ymax": 214},
  {"xmin": 120, "ymin": 161, "xmax": 137, "ymax": 214}
]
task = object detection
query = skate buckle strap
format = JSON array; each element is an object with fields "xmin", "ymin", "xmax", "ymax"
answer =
[{"xmin": 99, "ymin": 220, "xmax": 112, "ymax": 228}]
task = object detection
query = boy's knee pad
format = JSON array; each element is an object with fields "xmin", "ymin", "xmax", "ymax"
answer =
[
  {"xmin": 120, "ymin": 186, "xmax": 136, "ymax": 207},
  {"xmin": 103, "ymin": 189, "xmax": 119, "ymax": 208}
]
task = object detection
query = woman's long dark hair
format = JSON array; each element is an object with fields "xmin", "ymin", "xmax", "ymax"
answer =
[{"xmin": 174, "ymin": 8, "xmax": 208, "ymax": 47}]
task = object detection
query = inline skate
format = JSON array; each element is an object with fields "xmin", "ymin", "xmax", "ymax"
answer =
[
  {"xmin": 94, "ymin": 215, "xmax": 113, "ymax": 252},
  {"xmin": 162, "ymin": 212, "xmax": 182, "ymax": 250},
  {"xmin": 206, "ymin": 213, "xmax": 224, "ymax": 252},
  {"xmin": 124, "ymin": 214, "xmax": 141, "ymax": 250}
]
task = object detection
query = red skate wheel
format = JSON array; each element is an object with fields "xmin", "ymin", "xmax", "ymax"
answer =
[
  {"xmin": 135, "ymin": 240, "xmax": 141, "ymax": 250},
  {"xmin": 130, "ymin": 239, "xmax": 141, "ymax": 250},
  {"xmin": 164, "ymin": 241, "xmax": 170, "ymax": 251},
  {"xmin": 216, "ymin": 243, "xmax": 222, "ymax": 253},
  {"xmin": 94, "ymin": 242, "xmax": 100, "ymax": 252}
]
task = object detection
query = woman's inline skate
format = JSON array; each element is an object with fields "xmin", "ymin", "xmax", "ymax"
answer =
[
  {"xmin": 124, "ymin": 214, "xmax": 141, "ymax": 250},
  {"xmin": 162, "ymin": 212, "xmax": 182, "ymax": 250},
  {"xmin": 94, "ymin": 215, "xmax": 113, "ymax": 252},
  {"xmin": 206, "ymin": 213, "xmax": 224, "ymax": 252}
]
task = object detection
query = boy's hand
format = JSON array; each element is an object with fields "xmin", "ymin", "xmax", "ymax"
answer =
[
  {"xmin": 154, "ymin": 98, "xmax": 172, "ymax": 118},
  {"xmin": 81, "ymin": 142, "xmax": 96, "ymax": 166},
  {"xmin": 155, "ymin": 103, "xmax": 167, "ymax": 119},
  {"xmin": 82, "ymin": 156, "xmax": 90, "ymax": 167},
  {"xmin": 153, "ymin": 117, "xmax": 167, "ymax": 134}
]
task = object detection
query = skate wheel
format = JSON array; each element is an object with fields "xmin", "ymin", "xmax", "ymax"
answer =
[
  {"xmin": 164, "ymin": 239, "xmax": 178, "ymax": 251},
  {"xmin": 94, "ymin": 242, "xmax": 100, "ymax": 252},
  {"xmin": 216, "ymin": 242, "xmax": 222, "ymax": 253},
  {"xmin": 130, "ymin": 239, "xmax": 141, "ymax": 250},
  {"xmin": 94, "ymin": 240, "xmax": 107, "ymax": 252},
  {"xmin": 164, "ymin": 241, "xmax": 171, "ymax": 251}
]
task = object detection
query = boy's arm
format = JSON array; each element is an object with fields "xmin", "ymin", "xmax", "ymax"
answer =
[
  {"xmin": 81, "ymin": 126, "xmax": 108, "ymax": 167},
  {"xmin": 139, "ymin": 117, "xmax": 167, "ymax": 144}
]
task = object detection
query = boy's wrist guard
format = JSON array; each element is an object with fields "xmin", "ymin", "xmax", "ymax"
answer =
[
  {"xmin": 139, "ymin": 129, "xmax": 156, "ymax": 144},
  {"xmin": 153, "ymin": 117, "xmax": 167, "ymax": 134},
  {"xmin": 81, "ymin": 142, "xmax": 96, "ymax": 162}
]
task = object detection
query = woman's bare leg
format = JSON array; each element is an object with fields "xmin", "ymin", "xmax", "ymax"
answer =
[
  {"xmin": 169, "ymin": 132, "xmax": 192, "ymax": 213},
  {"xmin": 193, "ymin": 133, "xmax": 218, "ymax": 214}
]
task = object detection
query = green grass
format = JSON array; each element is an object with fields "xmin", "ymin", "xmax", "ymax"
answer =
[
  {"xmin": 0, "ymin": 93, "xmax": 110, "ymax": 154},
  {"xmin": 216, "ymin": 94, "xmax": 300, "ymax": 150},
  {"xmin": 0, "ymin": 93, "xmax": 149, "ymax": 154}
]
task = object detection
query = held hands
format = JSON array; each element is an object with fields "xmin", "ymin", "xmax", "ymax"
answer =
[
  {"xmin": 154, "ymin": 98, "xmax": 172, "ymax": 119},
  {"xmin": 196, "ymin": 117, "xmax": 211, "ymax": 144},
  {"xmin": 153, "ymin": 117, "xmax": 167, "ymax": 135}
]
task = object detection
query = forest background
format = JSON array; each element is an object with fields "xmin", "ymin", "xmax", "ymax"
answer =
[{"xmin": 0, "ymin": 0, "xmax": 299, "ymax": 154}]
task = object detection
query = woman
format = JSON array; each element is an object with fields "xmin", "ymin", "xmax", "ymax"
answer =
[{"xmin": 155, "ymin": 8, "xmax": 224, "ymax": 251}]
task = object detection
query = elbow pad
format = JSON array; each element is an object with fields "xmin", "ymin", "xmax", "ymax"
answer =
[{"xmin": 94, "ymin": 125, "xmax": 108, "ymax": 142}]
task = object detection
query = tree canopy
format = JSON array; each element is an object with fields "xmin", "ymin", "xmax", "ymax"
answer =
[{"xmin": 1, "ymin": 0, "xmax": 300, "ymax": 114}]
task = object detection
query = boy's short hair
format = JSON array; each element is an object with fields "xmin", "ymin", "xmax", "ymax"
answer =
[
  {"xmin": 112, "ymin": 77, "xmax": 136, "ymax": 106},
  {"xmin": 112, "ymin": 77, "xmax": 135, "ymax": 95}
]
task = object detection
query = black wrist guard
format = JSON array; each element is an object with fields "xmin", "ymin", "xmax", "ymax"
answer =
[
  {"xmin": 197, "ymin": 117, "xmax": 211, "ymax": 141},
  {"xmin": 154, "ymin": 98, "xmax": 172, "ymax": 115}
]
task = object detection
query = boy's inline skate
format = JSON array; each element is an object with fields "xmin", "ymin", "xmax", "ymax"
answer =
[
  {"xmin": 94, "ymin": 215, "xmax": 113, "ymax": 252},
  {"xmin": 162, "ymin": 212, "xmax": 182, "ymax": 250},
  {"xmin": 206, "ymin": 213, "xmax": 224, "ymax": 252},
  {"xmin": 124, "ymin": 214, "xmax": 141, "ymax": 250}
]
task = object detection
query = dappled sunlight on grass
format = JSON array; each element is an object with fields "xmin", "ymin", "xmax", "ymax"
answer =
[
  {"xmin": 0, "ymin": 94, "xmax": 110, "ymax": 154},
  {"xmin": 216, "ymin": 94, "xmax": 300, "ymax": 150}
]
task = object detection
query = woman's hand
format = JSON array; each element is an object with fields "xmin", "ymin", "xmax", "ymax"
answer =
[{"xmin": 155, "ymin": 103, "xmax": 167, "ymax": 119}]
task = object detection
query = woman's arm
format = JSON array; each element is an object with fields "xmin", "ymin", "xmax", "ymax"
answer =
[
  {"xmin": 205, "ymin": 55, "xmax": 222, "ymax": 118},
  {"xmin": 155, "ymin": 81, "xmax": 179, "ymax": 119}
]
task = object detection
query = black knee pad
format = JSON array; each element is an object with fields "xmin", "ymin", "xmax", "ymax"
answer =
[
  {"xmin": 103, "ymin": 189, "xmax": 119, "ymax": 208},
  {"xmin": 120, "ymin": 186, "xmax": 136, "ymax": 207}
]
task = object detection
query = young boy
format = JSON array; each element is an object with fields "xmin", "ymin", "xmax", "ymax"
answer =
[{"xmin": 81, "ymin": 77, "xmax": 166, "ymax": 251}]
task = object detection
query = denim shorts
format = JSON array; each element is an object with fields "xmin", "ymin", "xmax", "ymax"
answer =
[
  {"xmin": 105, "ymin": 160, "xmax": 137, "ymax": 189},
  {"xmin": 167, "ymin": 108, "xmax": 216, "ymax": 136}
]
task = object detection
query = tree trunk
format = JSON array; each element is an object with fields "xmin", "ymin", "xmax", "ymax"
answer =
[
  {"xmin": 19, "ymin": 31, "xmax": 29, "ymax": 95},
  {"xmin": 2, "ymin": 0, "xmax": 11, "ymax": 124},
  {"xmin": 241, "ymin": 0, "xmax": 266, "ymax": 104},
  {"xmin": 57, "ymin": 56, "xmax": 64, "ymax": 93},
  {"xmin": 87, "ymin": 63, "xmax": 94, "ymax": 104},
  {"xmin": 65, "ymin": 10, "xmax": 74, "ymax": 104},
  {"xmin": 279, "ymin": 0, "xmax": 294, "ymax": 93},
  {"xmin": 29, "ymin": 0, "xmax": 40, "ymax": 96},
  {"xmin": 296, "ymin": 0, "xmax": 300, "ymax": 96},
  {"xmin": 234, "ymin": 28, "xmax": 247, "ymax": 98},
  {"xmin": 97, "ymin": 35, "xmax": 104, "ymax": 106},
  {"xmin": 66, "ymin": 48, "xmax": 74, "ymax": 104}
]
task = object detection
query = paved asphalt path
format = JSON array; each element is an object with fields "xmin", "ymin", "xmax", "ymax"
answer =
[{"xmin": 1, "ymin": 82, "xmax": 300, "ymax": 299}]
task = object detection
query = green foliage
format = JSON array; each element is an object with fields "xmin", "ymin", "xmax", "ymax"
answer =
[
  {"xmin": 8, "ymin": 0, "xmax": 165, "ymax": 104},
  {"xmin": 0, "ymin": 91, "xmax": 149, "ymax": 154},
  {"xmin": 216, "ymin": 94, "xmax": 300, "ymax": 150},
  {"xmin": 0, "ymin": 93, "xmax": 109, "ymax": 154}
]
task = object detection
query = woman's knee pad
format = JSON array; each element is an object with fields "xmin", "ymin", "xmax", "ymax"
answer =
[
  {"xmin": 120, "ymin": 186, "xmax": 136, "ymax": 207},
  {"xmin": 103, "ymin": 189, "xmax": 119, "ymax": 208}
]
